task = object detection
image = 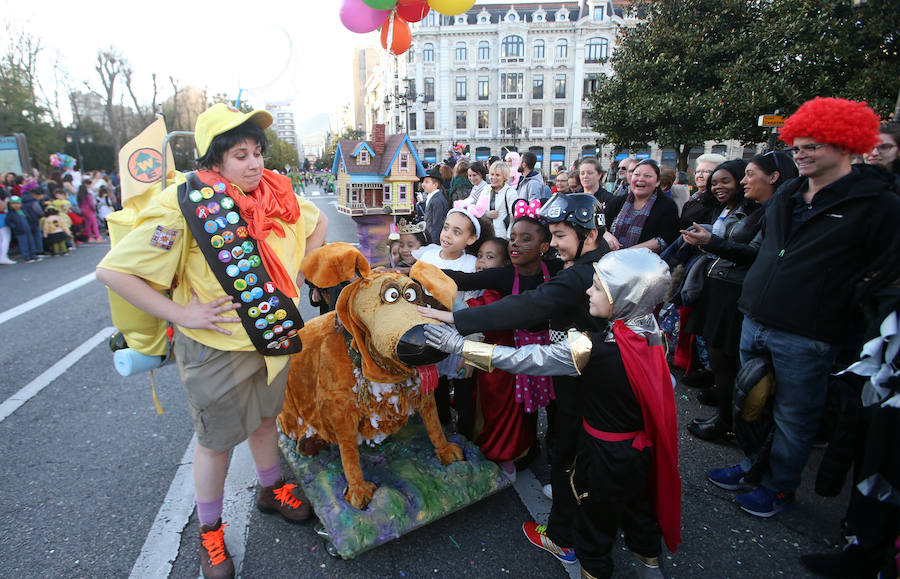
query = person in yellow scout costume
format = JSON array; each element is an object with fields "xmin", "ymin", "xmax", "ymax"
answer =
[{"xmin": 96, "ymin": 103, "xmax": 328, "ymax": 579}]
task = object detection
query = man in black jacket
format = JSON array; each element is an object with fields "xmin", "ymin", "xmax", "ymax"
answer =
[{"xmin": 707, "ymin": 98, "xmax": 900, "ymax": 519}]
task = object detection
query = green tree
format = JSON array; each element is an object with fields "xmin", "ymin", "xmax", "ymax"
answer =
[
  {"xmin": 585, "ymin": 0, "xmax": 755, "ymax": 170},
  {"xmin": 208, "ymin": 93, "xmax": 254, "ymax": 113},
  {"xmin": 264, "ymin": 129, "xmax": 299, "ymax": 172},
  {"xmin": 0, "ymin": 55, "xmax": 63, "ymax": 170},
  {"xmin": 315, "ymin": 127, "xmax": 364, "ymax": 171}
]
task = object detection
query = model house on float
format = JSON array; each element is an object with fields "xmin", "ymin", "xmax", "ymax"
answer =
[{"xmin": 332, "ymin": 124, "xmax": 426, "ymax": 216}]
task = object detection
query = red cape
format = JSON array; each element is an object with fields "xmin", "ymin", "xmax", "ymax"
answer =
[{"xmin": 613, "ymin": 320, "xmax": 682, "ymax": 552}]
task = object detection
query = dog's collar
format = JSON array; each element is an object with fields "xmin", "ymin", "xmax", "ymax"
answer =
[{"xmin": 335, "ymin": 315, "xmax": 363, "ymax": 370}]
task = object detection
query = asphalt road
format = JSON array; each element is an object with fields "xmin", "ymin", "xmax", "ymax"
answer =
[{"xmin": 0, "ymin": 188, "xmax": 848, "ymax": 578}]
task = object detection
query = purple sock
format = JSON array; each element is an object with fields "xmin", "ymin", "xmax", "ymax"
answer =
[
  {"xmin": 196, "ymin": 495, "xmax": 223, "ymax": 526},
  {"xmin": 256, "ymin": 463, "xmax": 282, "ymax": 488}
]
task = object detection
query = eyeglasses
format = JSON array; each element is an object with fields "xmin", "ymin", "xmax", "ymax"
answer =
[
  {"xmin": 762, "ymin": 150, "xmax": 783, "ymax": 172},
  {"xmin": 787, "ymin": 144, "xmax": 828, "ymax": 156},
  {"xmin": 872, "ymin": 143, "xmax": 897, "ymax": 153}
]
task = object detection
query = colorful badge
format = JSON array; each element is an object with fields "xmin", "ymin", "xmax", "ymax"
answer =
[
  {"xmin": 236, "ymin": 259, "xmax": 249, "ymax": 272},
  {"xmin": 149, "ymin": 226, "xmax": 178, "ymax": 251},
  {"xmin": 255, "ymin": 318, "xmax": 268, "ymax": 330},
  {"xmin": 204, "ymin": 220, "xmax": 218, "ymax": 234},
  {"xmin": 287, "ymin": 328, "xmax": 298, "ymax": 337},
  {"xmin": 196, "ymin": 206, "xmax": 209, "ymax": 219},
  {"xmin": 283, "ymin": 319, "xmax": 293, "ymax": 330},
  {"xmin": 247, "ymin": 255, "xmax": 261, "ymax": 268},
  {"xmin": 259, "ymin": 302, "xmax": 271, "ymax": 314},
  {"xmin": 268, "ymin": 296, "xmax": 280, "ymax": 308},
  {"xmin": 220, "ymin": 197, "xmax": 234, "ymax": 210},
  {"xmin": 222, "ymin": 230, "xmax": 235, "ymax": 244},
  {"xmin": 206, "ymin": 201, "xmax": 220, "ymax": 215},
  {"xmin": 263, "ymin": 330, "xmax": 274, "ymax": 340},
  {"xmin": 213, "ymin": 181, "xmax": 227, "ymax": 193},
  {"xmin": 265, "ymin": 313, "xmax": 277, "ymax": 324},
  {"xmin": 241, "ymin": 291, "xmax": 253, "ymax": 303},
  {"xmin": 201, "ymin": 187, "xmax": 215, "ymax": 199},
  {"xmin": 226, "ymin": 211, "xmax": 240, "ymax": 225},
  {"xmin": 245, "ymin": 273, "xmax": 258, "ymax": 286},
  {"xmin": 241, "ymin": 241, "xmax": 254, "ymax": 254},
  {"xmin": 218, "ymin": 250, "xmax": 231, "ymax": 263},
  {"xmin": 232, "ymin": 246, "xmax": 245, "ymax": 259},
  {"xmin": 226, "ymin": 264, "xmax": 239, "ymax": 277},
  {"xmin": 189, "ymin": 190, "xmax": 203, "ymax": 203},
  {"xmin": 214, "ymin": 217, "xmax": 228, "ymax": 229},
  {"xmin": 234, "ymin": 279, "xmax": 248, "ymax": 291},
  {"xmin": 210, "ymin": 235, "xmax": 225, "ymax": 249},
  {"xmin": 248, "ymin": 307, "xmax": 260, "ymax": 318},
  {"xmin": 273, "ymin": 324, "xmax": 284, "ymax": 335},
  {"xmin": 264, "ymin": 281, "xmax": 276, "ymax": 294},
  {"xmin": 236, "ymin": 226, "xmax": 249, "ymax": 239},
  {"xmin": 250, "ymin": 287, "xmax": 264, "ymax": 300}
]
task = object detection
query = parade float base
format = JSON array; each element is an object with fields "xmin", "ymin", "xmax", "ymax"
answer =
[{"xmin": 278, "ymin": 422, "xmax": 510, "ymax": 559}]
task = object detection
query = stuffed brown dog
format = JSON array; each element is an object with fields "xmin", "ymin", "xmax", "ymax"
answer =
[{"xmin": 278, "ymin": 243, "xmax": 465, "ymax": 509}]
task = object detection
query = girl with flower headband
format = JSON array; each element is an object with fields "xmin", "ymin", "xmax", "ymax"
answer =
[{"xmin": 412, "ymin": 205, "xmax": 493, "ymax": 437}]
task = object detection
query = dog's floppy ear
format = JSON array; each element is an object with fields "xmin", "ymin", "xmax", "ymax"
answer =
[
  {"xmin": 301, "ymin": 242, "xmax": 371, "ymax": 288},
  {"xmin": 409, "ymin": 260, "xmax": 457, "ymax": 311}
]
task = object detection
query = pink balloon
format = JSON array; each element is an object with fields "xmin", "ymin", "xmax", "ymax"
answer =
[{"xmin": 340, "ymin": 0, "xmax": 391, "ymax": 34}]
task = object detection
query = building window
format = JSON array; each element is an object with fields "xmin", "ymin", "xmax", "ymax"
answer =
[
  {"xmin": 399, "ymin": 152, "xmax": 409, "ymax": 171},
  {"xmin": 531, "ymin": 108, "xmax": 543, "ymax": 128},
  {"xmin": 582, "ymin": 108, "xmax": 591, "ymax": 127},
  {"xmin": 455, "ymin": 42, "xmax": 467, "ymax": 62},
  {"xmin": 456, "ymin": 110, "xmax": 467, "ymax": 129},
  {"xmin": 358, "ymin": 148, "xmax": 369, "ymax": 165},
  {"xmin": 593, "ymin": 7, "xmax": 605, "ymax": 21},
  {"xmin": 478, "ymin": 110, "xmax": 489, "ymax": 129},
  {"xmin": 424, "ymin": 43, "xmax": 434, "ymax": 62},
  {"xmin": 500, "ymin": 108, "xmax": 524, "ymax": 134},
  {"xmin": 478, "ymin": 77, "xmax": 489, "ymax": 100},
  {"xmin": 553, "ymin": 109, "xmax": 565, "ymax": 127},
  {"xmin": 500, "ymin": 73, "xmax": 524, "ymax": 99},
  {"xmin": 408, "ymin": 112, "xmax": 417, "ymax": 131},
  {"xmin": 424, "ymin": 111, "xmax": 435, "ymax": 130},
  {"xmin": 554, "ymin": 75, "xmax": 567, "ymax": 99},
  {"xmin": 532, "ymin": 75, "xmax": 544, "ymax": 99},
  {"xmin": 398, "ymin": 183, "xmax": 409, "ymax": 201},
  {"xmin": 455, "ymin": 77, "xmax": 467, "ymax": 100},
  {"xmin": 585, "ymin": 38, "xmax": 609, "ymax": 63},
  {"xmin": 349, "ymin": 186, "xmax": 359, "ymax": 203},
  {"xmin": 424, "ymin": 11, "xmax": 436, "ymax": 27},
  {"xmin": 383, "ymin": 184, "xmax": 392, "ymax": 201},
  {"xmin": 584, "ymin": 73, "xmax": 602, "ymax": 96},
  {"xmin": 533, "ymin": 39, "xmax": 545, "ymax": 60},
  {"xmin": 478, "ymin": 41, "xmax": 490, "ymax": 61},
  {"xmin": 556, "ymin": 39, "xmax": 568, "ymax": 60},
  {"xmin": 424, "ymin": 77, "xmax": 435, "ymax": 102},
  {"xmin": 407, "ymin": 45, "xmax": 415, "ymax": 63},
  {"xmin": 501, "ymin": 35, "xmax": 524, "ymax": 59}
]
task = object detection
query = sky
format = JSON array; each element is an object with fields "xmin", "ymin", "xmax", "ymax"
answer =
[{"xmin": 3, "ymin": 0, "xmax": 527, "ymax": 127}]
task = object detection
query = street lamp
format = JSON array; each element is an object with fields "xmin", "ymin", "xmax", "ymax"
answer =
[
  {"xmin": 384, "ymin": 80, "xmax": 425, "ymax": 134},
  {"xmin": 66, "ymin": 130, "xmax": 93, "ymax": 170},
  {"xmin": 502, "ymin": 120, "xmax": 526, "ymax": 154}
]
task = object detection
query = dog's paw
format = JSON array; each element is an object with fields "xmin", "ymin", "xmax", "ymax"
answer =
[
  {"xmin": 345, "ymin": 480, "xmax": 377, "ymax": 510},
  {"xmin": 435, "ymin": 442, "xmax": 464, "ymax": 465}
]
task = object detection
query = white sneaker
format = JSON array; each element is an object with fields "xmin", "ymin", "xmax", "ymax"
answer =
[
  {"xmin": 543, "ymin": 484, "xmax": 552, "ymax": 499},
  {"xmin": 0, "ymin": 258, "xmax": 15, "ymax": 265},
  {"xmin": 499, "ymin": 461, "xmax": 517, "ymax": 484}
]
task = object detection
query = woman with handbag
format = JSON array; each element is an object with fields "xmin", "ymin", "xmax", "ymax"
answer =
[{"xmin": 680, "ymin": 154, "xmax": 797, "ymax": 441}]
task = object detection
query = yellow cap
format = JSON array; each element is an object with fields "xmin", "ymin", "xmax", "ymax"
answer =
[{"xmin": 194, "ymin": 103, "xmax": 273, "ymax": 157}]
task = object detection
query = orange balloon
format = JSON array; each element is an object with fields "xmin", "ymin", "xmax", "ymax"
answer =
[{"xmin": 380, "ymin": 14, "xmax": 411, "ymax": 55}]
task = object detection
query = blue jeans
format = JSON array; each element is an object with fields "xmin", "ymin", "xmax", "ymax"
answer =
[
  {"xmin": 14, "ymin": 229, "xmax": 35, "ymax": 260},
  {"xmin": 30, "ymin": 225, "xmax": 43, "ymax": 255},
  {"xmin": 739, "ymin": 316, "xmax": 839, "ymax": 494}
]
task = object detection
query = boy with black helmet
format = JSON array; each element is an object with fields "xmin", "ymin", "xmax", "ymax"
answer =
[{"xmin": 420, "ymin": 193, "xmax": 610, "ymax": 564}]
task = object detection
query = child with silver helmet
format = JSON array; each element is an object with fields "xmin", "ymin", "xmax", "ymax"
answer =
[{"xmin": 425, "ymin": 248, "xmax": 681, "ymax": 579}]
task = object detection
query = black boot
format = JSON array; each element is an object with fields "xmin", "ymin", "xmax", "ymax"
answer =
[
  {"xmin": 697, "ymin": 386, "xmax": 719, "ymax": 406},
  {"xmin": 682, "ymin": 367, "xmax": 715, "ymax": 388},
  {"xmin": 687, "ymin": 416, "xmax": 734, "ymax": 441}
]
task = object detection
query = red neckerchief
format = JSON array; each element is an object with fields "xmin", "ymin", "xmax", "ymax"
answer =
[
  {"xmin": 197, "ymin": 169, "xmax": 300, "ymax": 298},
  {"xmin": 612, "ymin": 319, "xmax": 682, "ymax": 553}
]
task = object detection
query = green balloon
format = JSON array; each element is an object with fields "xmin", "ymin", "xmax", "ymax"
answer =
[{"xmin": 362, "ymin": 0, "xmax": 398, "ymax": 9}]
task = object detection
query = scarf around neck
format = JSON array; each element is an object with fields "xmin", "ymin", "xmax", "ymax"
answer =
[{"xmin": 612, "ymin": 191, "xmax": 658, "ymax": 248}]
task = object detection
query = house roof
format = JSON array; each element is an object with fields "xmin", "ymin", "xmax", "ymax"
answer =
[{"xmin": 333, "ymin": 133, "xmax": 426, "ymax": 178}]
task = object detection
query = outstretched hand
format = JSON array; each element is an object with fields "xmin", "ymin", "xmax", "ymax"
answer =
[
  {"xmin": 179, "ymin": 289, "xmax": 241, "ymax": 335},
  {"xmin": 680, "ymin": 222, "xmax": 712, "ymax": 246},
  {"xmin": 423, "ymin": 323, "xmax": 466, "ymax": 355},
  {"xmin": 417, "ymin": 305, "xmax": 454, "ymax": 325}
]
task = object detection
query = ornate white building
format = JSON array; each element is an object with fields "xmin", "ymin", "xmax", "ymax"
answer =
[{"xmin": 366, "ymin": 0, "xmax": 629, "ymax": 174}]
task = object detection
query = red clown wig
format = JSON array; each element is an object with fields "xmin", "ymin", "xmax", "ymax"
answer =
[{"xmin": 780, "ymin": 97, "xmax": 881, "ymax": 155}]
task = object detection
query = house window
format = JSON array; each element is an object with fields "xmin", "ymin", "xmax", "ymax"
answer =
[
  {"xmin": 424, "ymin": 77, "xmax": 435, "ymax": 102},
  {"xmin": 533, "ymin": 39, "xmax": 545, "ymax": 60},
  {"xmin": 556, "ymin": 39, "xmax": 568, "ymax": 59},
  {"xmin": 554, "ymin": 75, "xmax": 567, "ymax": 99},
  {"xmin": 399, "ymin": 152, "xmax": 409, "ymax": 171},
  {"xmin": 349, "ymin": 186, "xmax": 360, "ymax": 203},
  {"xmin": 424, "ymin": 43, "xmax": 434, "ymax": 62},
  {"xmin": 531, "ymin": 108, "xmax": 543, "ymax": 128},
  {"xmin": 501, "ymin": 35, "xmax": 524, "ymax": 59},
  {"xmin": 585, "ymin": 38, "xmax": 609, "ymax": 63},
  {"xmin": 478, "ymin": 110, "xmax": 489, "ymax": 129},
  {"xmin": 424, "ymin": 111, "xmax": 435, "ymax": 130},
  {"xmin": 408, "ymin": 113, "xmax": 417, "ymax": 131},
  {"xmin": 455, "ymin": 77, "xmax": 467, "ymax": 100},
  {"xmin": 358, "ymin": 149, "xmax": 369, "ymax": 165},
  {"xmin": 532, "ymin": 75, "xmax": 544, "ymax": 99},
  {"xmin": 553, "ymin": 109, "xmax": 565, "ymax": 127},
  {"xmin": 456, "ymin": 110, "xmax": 467, "ymax": 129},
  {"xmin": 398, "ymin": 183, "xmax": 409, "ymax": 201},
  {"xmin": 500, "ymin": 73, "xmax": 523, "ymax": 99},
  {"xmin": 584, "ymin": 73, "xmax": 602, "ymax": 96},
  {"xmin": 455, "ymin": 42, "xmax": 467, "ymax": 61},
  {"xmin": 383, "ymin": 184, "xmax": 392, "ymax": 201},
  {"xmin": 478, "ymin": 41, "xmax": 490, "ymax": 61},
  {"xmin": 478, "ymin": 77, "xmax": 489, "ymax": 100}
]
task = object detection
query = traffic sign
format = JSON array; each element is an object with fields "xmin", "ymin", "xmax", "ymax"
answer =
[{"xmin": 758, "ymin": 114, "xmax": 786, "ymax": 127}]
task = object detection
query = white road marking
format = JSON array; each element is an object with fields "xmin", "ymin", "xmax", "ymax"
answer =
[
  {"xmin": 0, "ymin": 326, "xmax": 114, "ymax": 423},
  {"xmin": 221, "ymin": 441, "xmax": 256, "ymax": 575},
  {"xmin": 515, "ymin": 470, "xmax": 580, "ymax": 578},
  {"xmin": 0, "ymin": 272, "xmax": 97, "ymax": 326}
]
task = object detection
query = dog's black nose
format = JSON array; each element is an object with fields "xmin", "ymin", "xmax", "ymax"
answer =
[{"xmin": 397, "ymin": 324, "xmax": 449, "ymax": 367}]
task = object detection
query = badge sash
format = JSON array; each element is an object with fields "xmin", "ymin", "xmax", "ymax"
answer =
[{"xmin": 178, "ymin": 172, "xmax": 304, "ymax": 356}]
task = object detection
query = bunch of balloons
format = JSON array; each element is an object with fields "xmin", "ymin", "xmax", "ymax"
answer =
[
  {"xmin": 49, "ymin": 153, "xmax": 77, "ymax": 169},
  {"xmin": 340, "ymin": 0, "xmax": 477, "ymax": 56}
]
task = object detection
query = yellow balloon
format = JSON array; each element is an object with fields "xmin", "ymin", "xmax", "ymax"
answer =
[{"xmin": 426, "ymin": 0, "xmax": 475, "ymax": 16}]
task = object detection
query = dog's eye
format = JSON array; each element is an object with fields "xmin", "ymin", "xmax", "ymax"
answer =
[
  {"xmin": 383, "ymin": 287, "xmax": 400, "ymax": 303},
  {"xmin": 404, "ymin": 287, "xmax": 418, "ymax": 302}
]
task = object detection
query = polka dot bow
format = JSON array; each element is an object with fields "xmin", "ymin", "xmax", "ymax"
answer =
[{"xmin": 514, "ymin": 199, "xmax": 541, "ymax": 220}]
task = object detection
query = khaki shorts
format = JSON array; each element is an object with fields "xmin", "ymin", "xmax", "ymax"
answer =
[{"xmin": 173, "ymin": 329, "xmax": 289, "ymax": 451}]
